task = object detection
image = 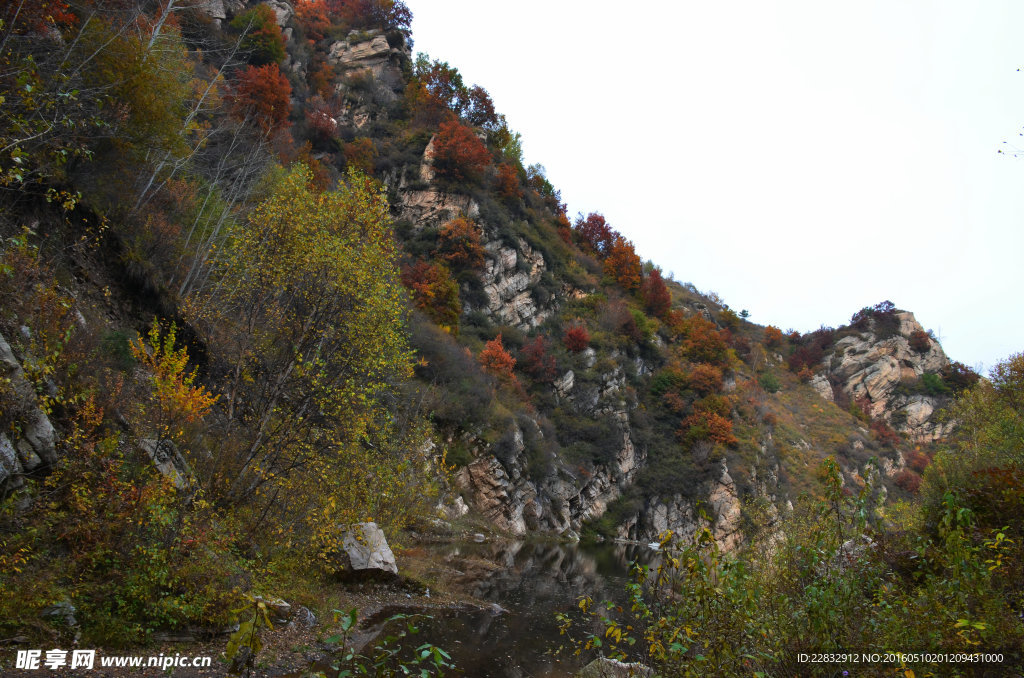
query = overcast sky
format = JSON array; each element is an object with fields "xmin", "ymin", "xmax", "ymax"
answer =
[{"xmin": 404, "ymin": 1, "xmax": 1024, "ymax": 372}]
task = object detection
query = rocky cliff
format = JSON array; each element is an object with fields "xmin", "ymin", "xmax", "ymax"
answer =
[{"xmin": 809, "ymin": 311, "xmax": 955, "ymax": 442}]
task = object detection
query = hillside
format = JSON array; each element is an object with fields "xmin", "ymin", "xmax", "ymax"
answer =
[{"xmin": 0, "ymin": 1, "xmax": 1021, "ymax": 675}]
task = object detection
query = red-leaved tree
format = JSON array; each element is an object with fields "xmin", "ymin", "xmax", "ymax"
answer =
[
  {"xmin": 641, "ymin": 269, "xmax": 672, "ymax": 318},
  {"xmin": 229, "ymin": 64, "xmax": 292, "ymax": 133},
  {"xmin": 563, "ymin": 324, "xmax": 590, "ymax": 353},
  {"xmin": 574, "ymin": 212, "xmax": 614, "ymax": 256},
  {"xmin": 520, "ymin": 335, "xmax": 557, "ymax": 382},
  {"xmin": 435, "ymin": 216, "xmax": 484, "ymax": 271},
  {"xmin": 431, "ymin": 120, "xmax": 491, "ymax": 183}
]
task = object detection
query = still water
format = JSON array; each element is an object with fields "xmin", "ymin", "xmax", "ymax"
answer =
[{"xmin": 402, "ymin": 539, "xmax": 654, "ymax": 678}]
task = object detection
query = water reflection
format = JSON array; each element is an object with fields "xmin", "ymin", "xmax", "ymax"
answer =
[{"xmin": 411, "ymin": 540, "xmax": 655, "ymax": 678}]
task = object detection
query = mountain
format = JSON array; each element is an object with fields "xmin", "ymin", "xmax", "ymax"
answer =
[{"xmin": 0, "ymin": 0, "xmax": 1003, "ymax": 657}]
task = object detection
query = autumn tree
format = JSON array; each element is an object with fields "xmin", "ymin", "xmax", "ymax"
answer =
[
  {"xmin": 574, "ymin": 212, "xmax": 614, "ymax": 256},
  {"xmin": 326, "ymin": 0, "xmax": 412, "ymax": 31},
  {"xmin": 564, "ymin": 324, "xmax": 590, "ymax": 352},
  {"xmin": 431, "ymin": 120, "xmax": 491, "ymax": 183},
  {"xmin": 479, "ymin": 334, "xmax": 516, "ymax": 380},
  {"xmin": 401, "ymin": 260, "xmax": 461, "ymax": 331},
  {"xmin": 680, "ymin": 316, "xmax": 730, "ymax": 365},
  {"xmin": 343, "ymin": 137, "xmax": 376, "ymax": 174},
  {"xmin": 229, "ymin": 64, "xmax": 292, "ymax": 133},
  {"xmin": 603, "ymin": 235, "xmax": 643, "ymax": 292},
  {"xmin": 189, "ymin": 165, "xmax": 428, "ymax": 547},
  {"xmin": 764, "ymin": 325, "xmax": 783, "ymax": 347},
  {"xmin": 296, "ymin": 0, "xmax": 331, "ymax": 43},
  {"xmin": 414, "ymin": 55, "xmax": 467, "ymax": 114},
  {"xmin": 520, "ymin": 334, "xmax": 557, "ymax": 383},
  {"xmin": 680, "ymin": 410, "xmax": 737, "ymax": 447},
  {"xmin": 466, "ymin": 85, "xmax": 499, "ymax": 129},
  {"xmin": 434, "ymin": 216, "xmax": 484, "ymax": 271},
  {"xmin": 687, "ymin": 363, "xmax": 723, "ymax": 395},
  {"xmin": 230, "ymin": 3, "xmax": 286, "ymax": 65},
  {"xmin": 641, "ymin": 268, "xmax": 672, "ymax": 318},
  {"xmin": 495, "ymin": 163, "xmax": 522, "ymax": 202}
]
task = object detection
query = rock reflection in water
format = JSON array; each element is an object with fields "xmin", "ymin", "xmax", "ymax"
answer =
[{"xmin": 416, "ymin": 539, "xmax": 653, "ymax": 678}]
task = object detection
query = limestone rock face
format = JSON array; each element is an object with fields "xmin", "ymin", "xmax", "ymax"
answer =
[
  {"xmin": 816, "ymin": 312, "xmax": 953, "ymax": 442},
  {"xmin": 328, "ymin": 32, "xmax": 405, "ymax": 81},
  {"xmin": 262, "ymin": 0, "xmax": 293, "ymax": 26},
  {"xmin": 398, "ymin": 189, "xmax": 479, "ymax": 230},
  {"xmin": 456, "ymin": 409, "xmax": 645, "ymax": 538},
  {"xmin": 468, "ymin": 237, "xmax": 550, "ymax": 329},
  {"xmin": 338, "ymin": 522, "xmax": 398, "ymax": 575},
  {"xmin": 619, "ymin": 462, "xmax": 744, "ymax": 552}
]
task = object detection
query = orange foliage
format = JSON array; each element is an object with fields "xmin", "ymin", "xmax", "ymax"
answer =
[
  {"xmin": 556, "ymin": 212, "xmax": 572, "ymax": 244},
  {"xmin": 296, "ymin": 0, "xmax": 331, "ymax": 42},
  {"xmin": 432, "ymin": 120, "xmax": 491, "ymax": 182},
  {"xmin": 229, "ymin": 64, "xmax": 292, "ymax": 133},
  {"xmin": 479, "ymin": 334, "xmax": 516, "ymax": 379},
  {"xmin": 680, "ymin": 316, "xmax": 729, "ymax": 365},
  {"xmin": 680, "ymin": 410, "xmax": 737, "ymax": 446},
  {"xmin": 305, "ymin": 95, "xmax": 340, "ymax": 140},
  {"xmin": 603, "ymin": 235, "xmax": 642, "ymax": 292},
  {"xmin": 906, "ymin": 449, "xmax": 931, "ymax": 474},
  {"xmin": 401, "ymin": 260, "xmax": 461, "ymax": 330},
  {"xmin": 0, "ymin": 0, "xmax": 76, "ymax": 34},
  {"xmin": 495, "ymin": 163, "xmax": 522, "ymax": 201},
  {"xmin": 563, "ymin": 324, "xmax": 590, "ymax": 353},
  {"xmin": 309, "ymin": 59, "xmax": 336, "ymax": 98},
  {"xmin": 343, "ymin": 137, "xmax": 376, "ymax": 175},
  {"xmin": 687, "ymin": 363, "xmax": 723, "ymax": 395},
  {"xmin": 404, "ymin": 80, "xmax": 454, "ymax": 132},
  {"xmin": 764, "ymin": 325, "xmax": 783, "ymax": 347},
  {"xmin": 435, "ymin": 216, "xmax": 484, "ymax": 271}
]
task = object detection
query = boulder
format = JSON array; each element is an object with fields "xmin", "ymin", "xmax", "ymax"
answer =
[{"xmin": 338, "ymin": 522, "xmax": 398, "ymax": 576}]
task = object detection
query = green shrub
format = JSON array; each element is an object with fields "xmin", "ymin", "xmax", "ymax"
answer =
[{"xmin": 758, "ymin": 371, "xmax": 781, "ymax": 393}]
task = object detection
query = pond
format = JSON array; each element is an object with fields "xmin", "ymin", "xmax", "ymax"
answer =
[{"xmin": 399, "ymin": 539, "xmax": 655, "ymax": 678}]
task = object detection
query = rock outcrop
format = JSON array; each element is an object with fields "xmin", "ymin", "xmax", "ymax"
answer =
[
  {"xmin": 815, "ymin": 312, "xmax": 954, "ymax": 442},
  {"xmin": 0, "ymin": 332, "xmax": 58, "ymax": 491},
  {"xmin": 468, "ymin": 237, "xmax": 551, "ymax": 330},
  {"xmin": 616, "ymin": 462, "xmax": 744, "ymax": 552},
  {"xmin": 456, "ymin": 406, "xmax": 644, "ymax": 538}
]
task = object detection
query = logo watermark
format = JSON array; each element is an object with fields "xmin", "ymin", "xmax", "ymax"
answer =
[{"xmin": 14, "ymin": 649, "xmax": 212, "ymax": 671}]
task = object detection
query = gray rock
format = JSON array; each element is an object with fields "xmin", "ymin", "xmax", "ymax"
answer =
[
  {"xmin": 288, "ymin": 606, "xmax": 317, "ymax": 629},
  {"xmin": 138, "ymin": 439, "xmax": 192, "ymax": 490},
  {"xmin": 0, "ymin": 434, "xmax": 22, "ymax": 486},
  {"xmin": 41, "ymin": 600, "xmax": 77, "ymax": 627},
  {"xmin": 339, "ymin": 522, "xmax": 398, "ymax": 575},
  {"xmin": 254, "ymin": 595, "xmax": 292, "ymax": 622},
  {"xmin": 0, "ymin": 332, "xmax": 57, "ymax": 466},
  {"xmin": 577, "ymin": 657, "xmax": 652, "ymax": 678}
]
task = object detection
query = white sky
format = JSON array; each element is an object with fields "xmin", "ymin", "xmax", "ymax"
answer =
[{"xmin": 404, "ymin": 1, "xmax": 1024, "ymax": 372}]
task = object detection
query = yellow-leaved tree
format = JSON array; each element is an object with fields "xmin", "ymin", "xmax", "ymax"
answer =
[{"xmin": 189, "ymin": 163, "xmax": 439, "ymax": 564}]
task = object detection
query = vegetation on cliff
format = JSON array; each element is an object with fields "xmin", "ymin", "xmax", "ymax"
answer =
[{"xmin": 0, "ymin": 1, "xmax": 1018, "ymax": 673}]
